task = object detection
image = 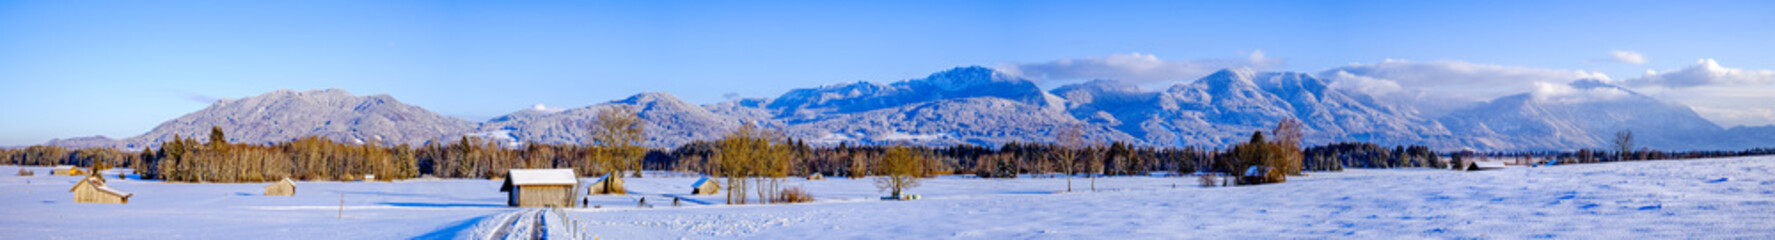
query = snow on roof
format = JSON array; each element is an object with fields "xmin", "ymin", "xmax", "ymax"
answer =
[
  {"xmin": 53, "ymin": 165, "xmax": 74, "ymax": 170},
  {"xmin": 1473, "ymin": 161, "xmax": 1507, "ymax": 169},
  {"xmin": 69, "ymin": 176, "xmax": 132, "ymax": 197},
  {"xmin": 506, "ymin": 169, "xmax": 578, "ymax": 186},
  {"xmin": 95, "ymin": 184, "xmax": 133, "ymax": 197}
]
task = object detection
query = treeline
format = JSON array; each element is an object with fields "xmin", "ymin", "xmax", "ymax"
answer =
[
  {"xmin": 1457, "ymin": 148, "xmax": 1775, "ymax": 166},
  {"xmin": 14, "ymin": 123, "xmax": 1774, "ymax": 185},
  {"xmin": 3, "ymin": 145, "xmax": 137, "ymax": 169},
  {"xmin": 1304, "ymin": 143, "xmax": 1442, "ymax": 171}
]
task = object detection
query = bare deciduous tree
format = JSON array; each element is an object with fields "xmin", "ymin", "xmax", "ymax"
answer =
[
  {"xmin": 876, "ymin": 144, "xmax": 924, "ymax": 199},
  {"xmin": 1614, "ymin": 130, "xmax": 1634, "ymax": 161},
  {"xmin": 591, "ymin": 106, "xmax": 646, "ymax": 177}
]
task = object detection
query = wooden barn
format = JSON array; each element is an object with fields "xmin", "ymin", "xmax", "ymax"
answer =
[
  {"xmin": 69, "ymin": 176, "xmax": 132, "ymax": 204},
  {"xmin": 52, "ymin": 165, "xmax": 83, "ymax": 176},
  {"xmin": 586, "ymin": 172, "xmax": 626, "ymax": 195},
  {"xmin": 501, "ymin": 169, "xmax": 579, "ymax": 207},
  {"xmin": 264, "ymin": 178, "xmax": 297, "ymax": 196},
  {"xmin": 691, "ymin": 177, "xmax": 720, "ymax": 195},
  {"xmin": 1464, "ymin": 161, "xmax": 1507, "ymax": 171}
]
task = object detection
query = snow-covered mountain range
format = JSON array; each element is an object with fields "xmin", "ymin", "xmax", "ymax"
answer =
[{"xmin": 42, "ymin": 67, "xmax": 1775, "ymax": 151}]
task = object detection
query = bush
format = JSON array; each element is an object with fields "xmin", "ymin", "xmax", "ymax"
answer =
[{"xmin": 773, "ymin": 187, "xmax": 815, "ymax": 203}]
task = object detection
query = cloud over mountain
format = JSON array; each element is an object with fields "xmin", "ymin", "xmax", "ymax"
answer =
[
  {"xmin": 1624, "ymin": 59, "xmax": 1775, "ymax": 88},
  {"xmin": 1622, "ymin": 59, "xmax": 1775, "ymax": 127},
  {"xmin": 1321, "ymin": 60, "xmax": 1613, "ymax": 102},
  {"xmin": 998, "ymin": 51, "xmax": 1281, "ymax": 85}
]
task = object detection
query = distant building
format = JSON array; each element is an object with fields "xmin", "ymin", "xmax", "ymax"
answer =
[
  {"xmin": 1464, "ymin": 161, "xmax": 1507, "ymax": 171},
  {"xmin": 17, "ymin": 168, "xmax": 33, "ymax": 176},
  {"xmin": 500, "ymin": 169, "xmax": 579, "ymax": 207},
  {"xmin": 264, "ymin": 178, "xmax": 297, "ymax": 196},
  {"xmin": 807, "ymin": 173, "xmax": 824, "ymax": 180},
  {"xmin": 69, "ymin": 176, "xmax": 132, "ymax": 204},
  {"xmin": 587, "ymin": 172, "xmax": 626, "ymax": 195},
  {"xmin": 691, "ymin": 177, "xmax": 720, "ymax": 195},
  {"xmin": 52, "ymin": 166, "xmax": 83, "ymax": 176}
]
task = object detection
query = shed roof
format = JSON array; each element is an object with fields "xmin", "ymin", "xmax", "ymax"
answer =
[
  {"xmin": 693, "ymin": 177, "xmax": 714, "ymax": 187},
  {"xmin": 69, "ymin": 176, "xmax": 132, "ymax": 197},
  {"xmin": 502, "ymin": 169, "xmax": 577, "ymax": 192},
  {"xmin": 508, "ymin": 169, "xmax": 577, "ymax": 185}
]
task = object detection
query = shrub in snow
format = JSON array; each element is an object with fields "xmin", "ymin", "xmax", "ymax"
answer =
[{"xmin": 773, "ymin": 187, "xmax": 815, "ymax": 203}]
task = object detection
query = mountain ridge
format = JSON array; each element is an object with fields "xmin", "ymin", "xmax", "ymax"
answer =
[{"xmin": 39, "ymin": 67, "xmax": 1775, "ymax": 151}]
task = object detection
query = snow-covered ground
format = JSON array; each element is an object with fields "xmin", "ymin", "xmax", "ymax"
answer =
[{"xmin": 5, "ymin": 156, "xmax": 1775, "ymax": 239}]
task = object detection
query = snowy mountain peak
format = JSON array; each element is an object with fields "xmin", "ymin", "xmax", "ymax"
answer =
[
  {"xmin": 1191, "ymin": 68, "xmax": 1262, "ymax": 92},
  {"xmin": 913, "ymin": 66, "xmax": 1009, "ymax": 91}
]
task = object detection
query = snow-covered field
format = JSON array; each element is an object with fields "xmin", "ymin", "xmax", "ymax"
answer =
[{"xmin": 5, "ymin": 156, "xmax": 1775, "ymax": 239}]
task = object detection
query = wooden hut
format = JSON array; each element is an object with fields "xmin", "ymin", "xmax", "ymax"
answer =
[
  {"xmin": 264, "ymin": 178, "xmax": 297, "ymax": 196},
  {"xmin": 691, "ymin": 177, "xmax": 720, "ymax": 195},
  {"xmin": 17, "ymin": 168, "xmax": 33, "ymax": 176},
  {"xmin": 807, "ymin": 173, "xmax": 825, "ymax": 180},
  {"xmin": 586, "ymin": 172, "xmax": 626, "ymax": 195},
  {"xmin": 52, "ymin": 165, "xmax": 83, "ymax": 176},
  {"xmin": 69, "ymin": 176, "xmax": 131, "ymax": 204},
  {"xmin": 500, "ymin": 169, "xmax": 579, "ymax": 207},
  {"xmin": 1464, "ymin": 161, "xmax": 1507, "ymax": 171}
]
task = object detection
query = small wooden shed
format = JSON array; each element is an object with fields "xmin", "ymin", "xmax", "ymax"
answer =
[
  {"xmin": 586, "ymin": 172, "xmax": 626, "ymax": 195},
  {"xmin": 69, "ymin": 176, "xmax": 131, "ymax": 204},
  {"xmin": 17, "ymin": 168, "xmax": 33, "ymax": 176},
  {"xmin": 1464, "ymin": 161, "xmax": 1507, "ymax": 171},
  {"xmin": 691, "ymin": 177, "xmax": 720, "ymax": 195},
  {"xmin": 264, "ymin": 178, "xmax": 297, "ymax": 196},
  {"xmin": 501, "ymin": 169, "xmax": 579, "ymax": 207},
  {"xmin": 52, "ymin": 165, "xmax": 83, "ymax": 176},
  {"xmin": 807, "ymin": 173, "xmax": 825, "ymax": 180}
]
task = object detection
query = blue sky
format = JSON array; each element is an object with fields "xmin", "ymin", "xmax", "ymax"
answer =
[{"xmin": 2, "ymin": 0, "xmax": 1773, "ymax": 146}]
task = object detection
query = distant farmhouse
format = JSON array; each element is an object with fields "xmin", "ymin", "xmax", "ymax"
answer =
[
  {"xmin": 501, "ymin": 169, "xmax": 578, "ymax": 207},
  {"xmin": 52, "ymin": 166, "xmax": 83, "ymax": 176},
  {"xmin": 1464, "ymin": 161, "xmax": 1507, "ymax": 171},
  {"xmin": 691, "ymin": 177, "xmax": 719, "ymax": 195},
  {"xmin": 586, "ymin": 172, "xmax": 625, "ymax": 195},
  {"xmin": 70, "ymin": 176, "xmax": 132, "ymax": 204},
  {"xmin": 264, "ymin": 178, "xmax": 297, "ymax": 196}
]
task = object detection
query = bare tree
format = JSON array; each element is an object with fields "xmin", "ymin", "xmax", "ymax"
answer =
[
  {"xmin": 1053, "ymin": 124, "xmax": 1084, "ymax": 192},
  {"xmin": 876, "ymin": 144, "xmax": 924, "ymax": 199},
  {"xmin": 1270, "ymin": 118, "xmax": 1305, "ymax": 176},
  {"xmin": 591, "ymin": 106, "xmax": 646, "ymax": 177},
  {"xmin": 1614, "ymin": 129, "xmax": 1634, "ymax": 161}
]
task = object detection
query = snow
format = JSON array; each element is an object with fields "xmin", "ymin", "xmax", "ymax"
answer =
[
  {"xmin": 503, "ymin": 169, "xmax": 577, "ymax": 186},
  {"xmin": 5, "ymin": 156, "xmax": 1775, "ymax": 239}
]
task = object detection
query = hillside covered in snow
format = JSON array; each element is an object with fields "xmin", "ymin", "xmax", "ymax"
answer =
[{"xmin": 40, "ymin": 67, "xmax": 1775, "ymax": 151}]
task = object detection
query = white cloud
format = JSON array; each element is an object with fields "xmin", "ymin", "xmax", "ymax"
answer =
[
  {"xmin": 1319, "ymin": 59, "xmax": 1611, "ymax": 102},
  {"xmin": 1603, "ymin": 50, "xmax": 1647, "ymax": 64},
  {"xmin": 1622, "ymin": 59, "xmax": 1775, "ymax": 88},
  {"xmin": 1528, "ymin": 80, "xmax": 1631, "ymax": 103},
  {"xmin": 998, "ymin": 51, "xmax": 1282, "ymax": 85},
  {"xmin": 530, "ymin": 104, "xmax": 565, "ymax": 113}
]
